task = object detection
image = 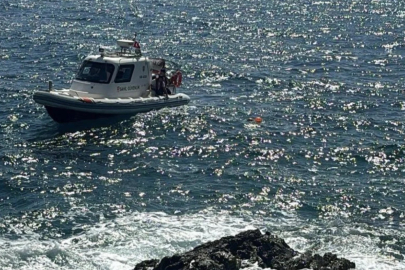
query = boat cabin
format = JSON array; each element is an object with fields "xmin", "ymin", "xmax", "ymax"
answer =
[{"xmin": 68, "ymin": 40, "xmax": 165, "ymax": 99}]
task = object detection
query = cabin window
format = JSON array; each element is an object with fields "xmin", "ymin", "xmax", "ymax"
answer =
[
  {"xmin": 115, "ymin": 65, "xmax": 134, "ymax": 83},
  {"xmin": 75, "ymin": 61, "xmax": 115, "ymax": 84}
]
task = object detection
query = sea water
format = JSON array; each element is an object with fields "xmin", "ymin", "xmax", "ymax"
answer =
[{"xmin": 1, "ymin": 0, "xmax": 405, "ymax": 269}]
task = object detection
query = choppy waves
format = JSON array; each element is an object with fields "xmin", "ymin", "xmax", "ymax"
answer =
[
  {"xmin": 1, "ymin": 0, "xmax": 405, "ymax": 269},
  {"xmin": 0, "ymin": 210, "xmax": 404, "ymax": 270}
]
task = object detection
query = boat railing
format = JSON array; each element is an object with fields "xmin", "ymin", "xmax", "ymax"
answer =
[{"xmin": 100, "ymin": 51, "xmax": 142, "ymax": 58}]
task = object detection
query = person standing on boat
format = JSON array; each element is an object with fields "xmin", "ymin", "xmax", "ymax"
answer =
[
  {"xmin": 155, "ymin": 75, "xmax": 162, "ymax": 96},
  {"xmin": 161, "ymin": 68, "xmax": 171, "ymax": 96},
  {"xmin": 156, "ymin": 68, "xmax": 170, "ymax": 97},
  {"xmin": 156, "ymin": 75, "xmax": 165, "ymax": 96}
]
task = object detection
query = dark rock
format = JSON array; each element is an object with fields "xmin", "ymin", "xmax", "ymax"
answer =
[
  {"xmin": 134, "ymin": 259, "xmax": 159, "ymax": 270},
  {"xmin": 133, "ymin": 229, "xmax": 355, "ymax": 270}
]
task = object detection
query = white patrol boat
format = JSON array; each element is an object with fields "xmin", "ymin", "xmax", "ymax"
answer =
[{"xmin": 33, "ymin": 38, "xmax": 189, "ymax": 123}]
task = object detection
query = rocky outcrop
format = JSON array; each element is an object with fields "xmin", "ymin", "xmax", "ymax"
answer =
[{"xmin": 134, "ymin": 229, "xmax": 355, "ymax": 270}]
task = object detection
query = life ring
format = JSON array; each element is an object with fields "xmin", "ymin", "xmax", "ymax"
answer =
[{"xmin": 170, "ymin": 71, "xmax": 182, "ymax": 87}]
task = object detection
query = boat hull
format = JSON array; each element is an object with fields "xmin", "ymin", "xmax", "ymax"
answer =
[
  {"xmin": 33, "ymin": 91, "xmax": 190, "ymax": 123},
  {"xmin": 44, "ymin": 106, "xmax": 116, "ymax": 123}
]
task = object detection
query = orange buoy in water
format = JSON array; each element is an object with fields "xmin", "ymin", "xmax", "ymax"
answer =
[
  {"xmin": 255, "ymin": 117, "xmax": 262, "ymax": 123},
  {"xmin": 247, "ymin": 117, "xmax": 262, "ymax": 124}
]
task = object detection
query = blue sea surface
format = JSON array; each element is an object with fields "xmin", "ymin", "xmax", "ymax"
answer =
[{"xmin": 1, "ymin": 0, "xmax": 405, "ymax": 269}]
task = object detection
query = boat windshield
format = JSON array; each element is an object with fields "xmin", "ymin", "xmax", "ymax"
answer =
[{"xmin": 75, "ymin": 61, "xmax": 115, "ymax": 84}]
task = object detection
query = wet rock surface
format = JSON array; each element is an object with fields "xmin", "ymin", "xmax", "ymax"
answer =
[{"xmin": 134, "ymin": 229, "xmax": 355, "ymax": 270}]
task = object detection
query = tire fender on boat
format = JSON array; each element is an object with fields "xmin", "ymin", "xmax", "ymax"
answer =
[{"xmin": 80, "ymin": 97, "xmax": 94, "ymax": 103}]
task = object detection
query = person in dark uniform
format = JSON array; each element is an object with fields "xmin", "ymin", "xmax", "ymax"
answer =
[
  {"xmin": 156, "ymin": 68, "xmax": 170, "ymax": 97},
  {"xmin": 155, "ymin": 74, "xmax": 164, "ymax": 96}
]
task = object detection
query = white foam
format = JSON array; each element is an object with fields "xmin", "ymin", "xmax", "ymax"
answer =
[{"xmin": 0, "ymin": 211, "xmax": 404, "ymax": 270}]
